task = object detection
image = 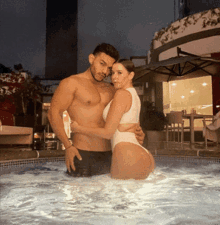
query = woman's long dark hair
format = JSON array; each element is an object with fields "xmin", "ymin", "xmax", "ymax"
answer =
[{"xmin": 116, "ymin": 59, "xmax": 135, "ymax": 73}]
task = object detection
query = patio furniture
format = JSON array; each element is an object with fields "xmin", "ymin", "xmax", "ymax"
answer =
[
  {"xmin": 166, "ymin": 111, "xmax": 189, "ymax": 149},
  {"xmin": 0, "ymin": 125, "xmax": 33, "ymax": 145},
  {"xmin": 34, "ymin": 125, "xmax": 60, "ymax": 150},
  {"xmin": 183, "ymin": 113, "xmax": 213, "ymax": 149},
  {"xmin": 202, "ymin": 112, "xmax": 220, "ymax": 149},
  {"xmin": 33, "ymin": 125, "xmax": 46, "ymax": 150}
]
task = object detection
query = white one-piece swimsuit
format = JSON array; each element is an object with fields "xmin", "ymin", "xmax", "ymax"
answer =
[{"xmin": 103, "ymin": 87, "xmax": 149, "ymax": 153}]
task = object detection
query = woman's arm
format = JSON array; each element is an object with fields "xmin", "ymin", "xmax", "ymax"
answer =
[{"xmin": 71, "ymin": 89, "xmax": 132, "ymax": 139}]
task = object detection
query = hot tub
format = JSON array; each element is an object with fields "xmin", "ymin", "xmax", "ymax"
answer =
[{"xmin": 0, "ymin": 156, "xmax": 220, "ymax": 225}]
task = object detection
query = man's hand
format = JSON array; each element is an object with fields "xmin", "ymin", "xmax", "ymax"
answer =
[
  {"xmin": 118, "ymin": 123, "xmax": 145, "ymax": 145},
  {"xmin": 134, "ymin": 124, "xmax": 145, "ymax": 145},
  {"xmin": 70, "ymin": 121, "xmax": 80, "ymax": 133},
  {"xmin": 65, "ymin": 145, "xmax": 82, "ymax": 172}
]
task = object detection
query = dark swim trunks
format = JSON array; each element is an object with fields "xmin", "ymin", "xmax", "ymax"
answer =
[{"xmin": 66, "ymin": 149, "xmax": 112, "ymax": 177}]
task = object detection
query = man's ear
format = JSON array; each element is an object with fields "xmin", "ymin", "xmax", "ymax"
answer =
[{"xmin": 89, "ymin": 54, "xmax": 95, "ymax": 65}]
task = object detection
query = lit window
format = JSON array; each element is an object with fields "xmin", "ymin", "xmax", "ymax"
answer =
[{"xmin": 163, "ymin": 76, "xmax": 213, "ymax": 129}]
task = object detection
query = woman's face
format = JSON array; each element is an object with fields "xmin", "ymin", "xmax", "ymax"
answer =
[{"xmin": 111, "ymin": 63, "xmax": 132, "ymax": 90}]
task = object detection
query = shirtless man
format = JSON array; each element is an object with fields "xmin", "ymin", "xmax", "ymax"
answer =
[{"xmin": 48, "ymin": 43, "xmax": 145, "ymax": 177}]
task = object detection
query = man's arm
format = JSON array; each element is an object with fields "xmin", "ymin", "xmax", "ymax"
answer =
[
  {"xmin": 134, "ymin": 124, "xmax": 145, "ymax": 145},
  {"xmin": 47, "ymin": 77, "xmax": 82, "ymax": 171},
  {"xmin": 71, "ymin": 89, "xmax": 130, "ymax": 139}
]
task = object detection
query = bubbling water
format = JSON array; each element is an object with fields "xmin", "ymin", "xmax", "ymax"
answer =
[{"xmin": 0, "ymin": 159, "xmax": 220, "ymax": 225}]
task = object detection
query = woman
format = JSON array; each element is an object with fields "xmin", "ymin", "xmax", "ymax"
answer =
[{"xmin": 71, "ymin": 59, "xmax": 155, "ymax": 180}]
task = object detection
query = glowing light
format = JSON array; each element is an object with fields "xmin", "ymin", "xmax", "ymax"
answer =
[
  {"xmin": 190, "ymin": 90, "xmax": 194, "ymax": 93},
  {"xmin": 202, "ymin": 82, "xmax": 207, "ymax": 86},
  {"xmin": 201, "ymin": 104, "xmax": 212, "ymax": 109},
  {"xmin": 181, "ymin": 95, "xmax": 185, "ymax": 99},
  {"xmin": 171, "ymin": 83, "xmax": 177, "ymax": 86}
]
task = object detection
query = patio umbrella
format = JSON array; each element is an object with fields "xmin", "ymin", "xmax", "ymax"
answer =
[{"xmin": 134, "ymin": 48, "xmax": 220, "ymax": 83}]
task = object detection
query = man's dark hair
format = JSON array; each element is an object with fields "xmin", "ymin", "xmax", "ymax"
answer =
[{"xmin": 93, "ymin": 43, "xmax": 120, "ymax": 61}]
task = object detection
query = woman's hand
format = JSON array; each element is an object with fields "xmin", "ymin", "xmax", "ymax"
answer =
[{"xmin": 70, "ymin": 121, "xmax": 80, "ymax": 133}]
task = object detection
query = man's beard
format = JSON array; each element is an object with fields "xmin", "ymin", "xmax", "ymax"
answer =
[{"xmin": 90, "ymin": 68, "xmax": 103, "ymax": 82}]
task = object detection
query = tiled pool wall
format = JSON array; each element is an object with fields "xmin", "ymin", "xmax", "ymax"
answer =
[{"xmin": 1, "ymin": 156, "xmax": 220, "ymax": 175}]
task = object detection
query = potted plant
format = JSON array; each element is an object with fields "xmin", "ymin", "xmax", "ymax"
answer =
[
  {"xmin": 0, "ymin": 64, "xmax": 44, "ymax": 127},
  {"xmin": 142, "ymin": 101, "xmax": 167, "ymax": 131},
  {"xmin": 142, "ymin": 101, "xmax": 167, "ymax": 150}
]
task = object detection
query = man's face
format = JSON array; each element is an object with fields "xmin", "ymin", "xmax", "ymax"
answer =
[{"xmin": 89, "ymin": 52, "xmax": 116, "ymax": 82}]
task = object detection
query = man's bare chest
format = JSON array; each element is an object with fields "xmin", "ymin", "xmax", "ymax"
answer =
[{"xmin": 74, "ymin": 83, "xmax": 114, "ymax": 107}]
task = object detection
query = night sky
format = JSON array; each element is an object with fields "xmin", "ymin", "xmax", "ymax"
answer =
[
  {"xmin": 0, "ymin": 0, "xmax": 174, "ymax": 78},
  {"xmin": 0, "ymin": 0, "xmax": 46, "ymax": 77},
  {"xmin": 1, "ymin": 0, "xmax": 218, "ymax": 79}
]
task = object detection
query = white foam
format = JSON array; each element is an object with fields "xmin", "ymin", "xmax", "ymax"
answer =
[{"xmin": 0, "ymin": 161, "xmax": 220, "ymax": 224}]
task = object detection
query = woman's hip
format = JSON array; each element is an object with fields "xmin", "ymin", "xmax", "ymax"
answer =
[
  {"xmin": 112, "ymin": 142, "xmax": 150, "ymax": 159},
  {"xmin": 112, "ymin": 130, "xmax": 143, "ymax": 150}
]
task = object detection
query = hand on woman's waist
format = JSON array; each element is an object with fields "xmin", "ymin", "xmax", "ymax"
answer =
[{"xmin": 118, "ymin": 123, "xmax": 138, "ymax": 133}]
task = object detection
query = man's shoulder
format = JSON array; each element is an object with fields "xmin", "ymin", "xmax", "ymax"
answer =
[
  {"xmin": 101, "ymin": 81, "xmax": 115, "ymax": 92},
  {"xmin": 64, "ymin": 73, "xmax": 82, "ymax": 81},
  {"xmin": 54, "ymin": 75, "xmax": 82, "ymax": 94},
  {"xmin": 101, "ymin": 81, "xmax": 112, "ymax": 87},
  {"xmin": 60, "ymin": 74, "xmax": 83, "ymax": 85}
]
